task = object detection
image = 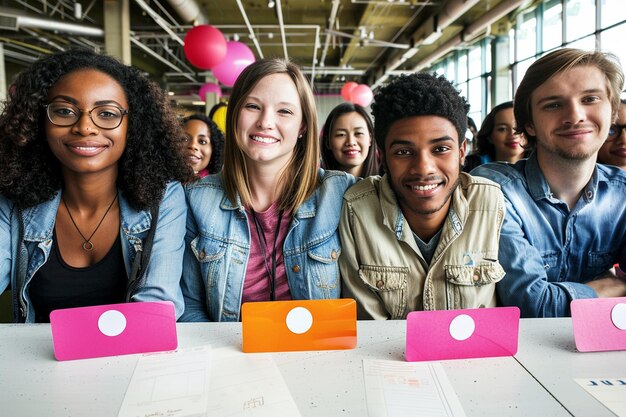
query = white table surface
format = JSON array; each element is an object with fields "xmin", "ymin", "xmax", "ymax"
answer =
[
  {"xmin": 0, "ymin": 319, "xmax": 601, "ymax": 417},
  {"xmin": 516, "ymin": 318, "xmax": 626, "ymax": 417}
]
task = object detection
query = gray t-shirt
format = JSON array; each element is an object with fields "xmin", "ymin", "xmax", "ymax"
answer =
[{"xmin": 413, "ymin": 228, "xmax": 442, "ymax": 266}]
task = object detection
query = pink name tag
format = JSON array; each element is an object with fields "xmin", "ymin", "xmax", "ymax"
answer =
[
  {"xmin": 571, "ymin": 297, "xmax": 626, "ymax": 352},
  {"xmin": 405, "ymin": 307, "xmax": 520, "ymax": 362},
  {"xmin": 50, "ymin": 301, "xmax": 178, "ymax": 361}
]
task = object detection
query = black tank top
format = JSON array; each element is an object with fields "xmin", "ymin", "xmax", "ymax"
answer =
[{"xmin": 29, "ymin": 230, "xmax": 127, "ymax": 323}]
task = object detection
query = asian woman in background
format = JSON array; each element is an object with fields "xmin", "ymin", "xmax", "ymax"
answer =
[{"xmin": 320, "ymin": 102, "xmax": 380, "ymax": 177}]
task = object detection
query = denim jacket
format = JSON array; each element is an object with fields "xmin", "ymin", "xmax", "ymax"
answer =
[
  {"xmin": 472, "ymin": 153, "xmax": 626, "ymax": 317},
  {"xmin": 0, "ymin": 182, "xmax": 187, "ymax": 322},
  {"xmin": 180, "ymin": 169, "xmax": 356, "ymax": 322}
]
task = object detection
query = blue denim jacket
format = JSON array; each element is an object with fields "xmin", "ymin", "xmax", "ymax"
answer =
[
  {"xmin": 180, "ymin": 169, "xmax": 356, "ymax": 322},
  {"xmin": 0, "ymin": 182, "xmax": 187, "ymax": 322},
  {"xmin": 472, "ymin": 153, "xmax": 626, "ymax": 317}
]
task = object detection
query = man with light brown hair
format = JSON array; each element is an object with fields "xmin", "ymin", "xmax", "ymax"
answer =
[{"xmin": 473, "ymin": 48, "xmax": 626, "ymax": 317}]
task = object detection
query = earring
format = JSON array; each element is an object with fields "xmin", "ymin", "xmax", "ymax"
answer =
[{"xmin": 298, "ymin": 133, "xmax": 303, "ymax": 138}]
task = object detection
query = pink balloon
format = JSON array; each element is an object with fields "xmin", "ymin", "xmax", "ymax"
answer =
[
  {"xmin": 184, "ymin": 25, "xmax": 227, "ymax": 70},
  {"xmin": 341, "ymin": 81, "xmax": 358, "ymax": 102},
  {"xmin": 211, "ymin": 41, "xmax": 256, "ymax": 87},
  {"xmin": 198, "ymin": 82, "xmax": 222, "ymax": 99},
  {"xmin": 351, "ymin": 84, "xmax": 374, "ymax": 107}
]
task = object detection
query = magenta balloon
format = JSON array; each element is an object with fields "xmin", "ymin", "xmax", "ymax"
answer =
[
  {"xmin": 198, "ymin": 82, "xmax": 222, "ymax": 99},
  {"xmin": 341, "ymin": 81, "xmax": 358, "ymax": 101},
  {"xmin": 211, "ymin": 41, "xmax": 256, "ymax": 87},
  {"xmin": 351, "ymin": 84, "xmax": 374, "ymax": 107},
  {"xmin": 184, "ymin": 25, "xmax": 227, "ymax": 70}
]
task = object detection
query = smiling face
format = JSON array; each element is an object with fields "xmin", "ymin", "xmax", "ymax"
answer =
[
  {"xmin": 490, "ymin": 107, "xmax": 525, "ymax": 162},
  {"xmin": 597, "ymin": 103, "xmax": 626, "ymax": 170},
  {"xmin": 45, "ymin": 69, "xmax": 128, "ymax": 179},
  {"xmin": 526, "ymin": 65, "xmax": 613, "ymax": 163},
  {"xmin": 183, "ymin": 119, "xmax": 212, "ymax": 173},
  {"xmin": 237, "ymin": 73, "xmax": 304, "ymax": 170},
  {"xmin": 384, "ymin": 115, "xmax": 466, "ymax": 237},
  {"xmin": 328, "ymin": 111, "xmax": 372, "ymax": 176}
]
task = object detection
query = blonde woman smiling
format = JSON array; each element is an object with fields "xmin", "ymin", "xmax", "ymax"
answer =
[{"xmin": 181, "ymin": 59, "xmax": 356, "ymax": 322}]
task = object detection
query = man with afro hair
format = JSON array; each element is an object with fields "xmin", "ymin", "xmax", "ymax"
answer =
[{"xmin": 339, "ymin": 72, "xmax": 507, "ymax": 319}]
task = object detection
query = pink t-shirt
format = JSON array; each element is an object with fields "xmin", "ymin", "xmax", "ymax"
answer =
[{"xmin": 242, "ymin": 203, "xmax": 292, "ymax": 303}]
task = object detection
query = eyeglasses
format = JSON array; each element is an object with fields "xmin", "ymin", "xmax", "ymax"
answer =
[
  {"xmin": 608, "ymin": 123, "xmax": 626, "ymax": 141},
  {"xmin": 44, "ymin": 102, "xmax": 128, "ymax": 130}
]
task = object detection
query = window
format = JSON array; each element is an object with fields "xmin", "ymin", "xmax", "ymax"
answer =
[
  {"xmin": 445, "ymin": 59, "xmax": 456, "ymax": 82},
  {"xmin": 517, "ymin": 10, "xmax": 537, "ymax": 60},
  {"xmin": 458, "ymin": 51, "xmax": 468, "ymax": 82},
  {"xmin": 423, "ymin": 0, "xmax": 624, "ymax": 128},
  {"xmin": 565, "ymin": 0, "xmax": 595, "ymax": 43},
  {"xmin": 468, "ymin": 77, "xmax": 482, "ymax": 117},
  {"xmin": 514, "ymin": 58, "xmax": 535, "ymax": 91},
  {"xmin": 542, "ymin": 0, "xmax": 562, "ymax": 51},
  {"xmin": 468, "ymin": 46, "xmax": 482, "ymax": 79},
  {"xmin": 600, "ymin": 0, "xmax": 623, "ymax": 29},
  {"xmin": 600, "ymin": 22, "xmax": 626, "ymax": 69},
  {"xmin": 568, "ymin": 34, "xmax": 596, "ymax": 50}
]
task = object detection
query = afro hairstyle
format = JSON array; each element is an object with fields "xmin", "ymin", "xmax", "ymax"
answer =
[{"xmin": 371, "ymin": 72, "xmax": 469, "ymax": 154}]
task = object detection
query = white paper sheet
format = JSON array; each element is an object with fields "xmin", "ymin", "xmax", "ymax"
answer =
[
  {"xmin": 117, "ymin": 346, "xmax": 301, "ymax": 417},
  {"xmin": 117, "ymin": 345, "xmax": 213, "ymax": 417},
  {"xmin": 363, "ymin": 359, "xmax": 466, "ymax": 417},
  {"xmin": 575, "ymin": 378, "xmax": 626, "ymax": 417},
  {"xmin": 206, "ymin": 346, "xmax": 302, "ymax": 417}
]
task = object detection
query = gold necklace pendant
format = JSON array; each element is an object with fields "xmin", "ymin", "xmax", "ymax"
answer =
[{"xmin": 82, "ymin": 241, "xmax": 95, "ymax": 251}]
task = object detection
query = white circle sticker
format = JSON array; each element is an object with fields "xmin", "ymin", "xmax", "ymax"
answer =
[
  {"xmin": 285, "ymin": 307, "xmax": 313, "ymax": 334},
  {"xmin": 449, "ymin": 314, "xmax": 476, "ymax": 341},
  {"xmin": 611, "ymin": 303, "xmax": 626, "ymax": 330},
  {"xmin": 98, "ymin": 310, "xmax": 127, "ymax": 337}
]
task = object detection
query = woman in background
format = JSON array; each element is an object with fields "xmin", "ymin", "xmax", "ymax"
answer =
[
  {"xmin": 597, "ymin": 98, "xmax": 626, "ymax": 170},
  {"xmin": 0, "ymin": 49, "xmax": 192, "ymax": 322},
  {"xmin": 181, "ymin": 58, "xmax": 356, "ymax": 322},
  {"xmin": 182, "ymin": 113, "xmax": 224, "ymax": 178},
  {"xmin": 321, "ymin": 102, "xmax": 379, "ymax": 177},
  {"xmin": 464, "ymin": 101, "xmax": 527, "ymax": 172}
]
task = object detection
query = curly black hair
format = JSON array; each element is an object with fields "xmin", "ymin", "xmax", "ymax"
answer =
[
  {"xmin": 371, "ymin": 72, "xmax": 469, "ymax": 154},
  {"xmin": 0, "ymin": 48, "xmax": 193, "ymax": 210},
  {"xmin": 182, "ymin": 113, "xmax": 224, "ymax": 175}
]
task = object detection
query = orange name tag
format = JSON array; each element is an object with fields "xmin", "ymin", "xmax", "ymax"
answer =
[{"xmin": 241, "ymin": 299, "xmax": 357, "ymax": 353}]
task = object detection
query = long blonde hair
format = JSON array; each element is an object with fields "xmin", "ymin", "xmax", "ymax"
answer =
[{"xmin": 222, "ymin": 58, "xmax": 320, "ymax": 212}]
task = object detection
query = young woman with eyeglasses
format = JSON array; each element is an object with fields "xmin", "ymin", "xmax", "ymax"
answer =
[
  {"xmin": 0, "ymin": 49, "xmax": 193, "ymax": 323},
  {"xmin": 597, "ymin": 98, "xmax": 626, "ymax": 170}
]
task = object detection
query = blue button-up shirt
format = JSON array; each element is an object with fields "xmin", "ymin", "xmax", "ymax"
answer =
[{"xmin": 472, "ymin": 153, "xmax": 626, "ymax": 317}]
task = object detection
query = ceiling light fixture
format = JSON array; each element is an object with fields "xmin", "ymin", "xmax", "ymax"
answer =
[{"xmin": 74, "ymin": 2, "xmax": 82, "ymax": 19}]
